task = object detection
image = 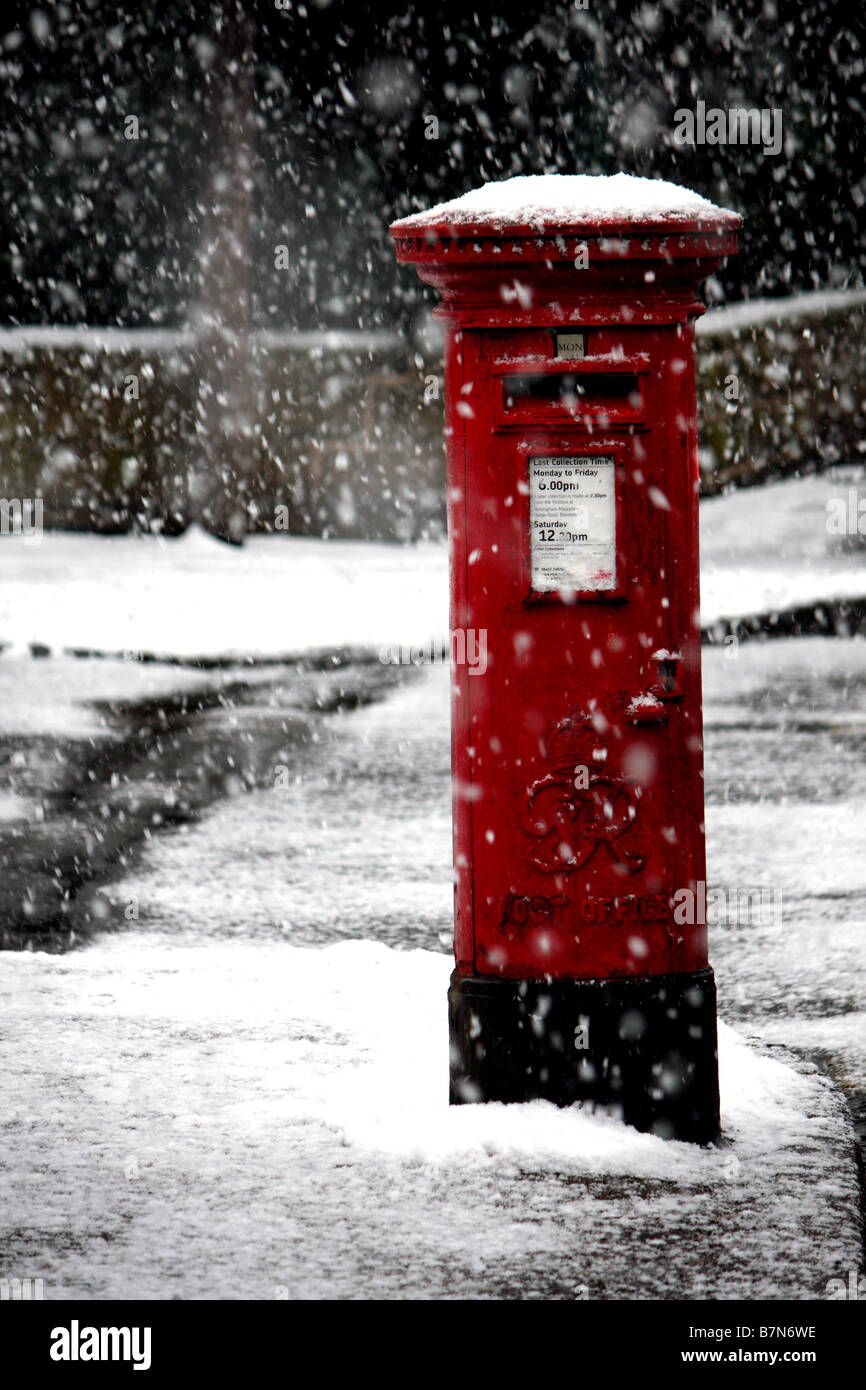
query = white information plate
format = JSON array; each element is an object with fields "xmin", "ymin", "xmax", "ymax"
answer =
[{"xmin": 529, "ymin": 455, "xmax": 616, "ymax": 592}]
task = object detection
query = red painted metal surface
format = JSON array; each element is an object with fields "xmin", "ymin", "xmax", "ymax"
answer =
[{"xmin": 392, "ymin": 195, "xmax": 741, "ymax": 983}]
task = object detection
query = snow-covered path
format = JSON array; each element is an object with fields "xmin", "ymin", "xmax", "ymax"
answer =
[
  {"xmin": 703, "ymin": 637, "xmax": 866, "ymax": 1147},
  {"xmin": 1, "ymin": 930, "xmax": 857, "ymax": 1301},
  {"xmin": 1, "ymin": 655, "xmax": 863, "ymax": 1299}
]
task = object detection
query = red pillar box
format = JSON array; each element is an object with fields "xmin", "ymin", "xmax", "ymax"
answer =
[{"xmin": 390, "ymin": 175, "xmax": 740, "ymax": 1142}]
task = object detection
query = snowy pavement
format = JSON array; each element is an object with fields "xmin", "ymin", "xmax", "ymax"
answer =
[
  {"xmin": 702, "ymin": 637, "xmax": 866, "ymax": 1158},
  {"xmin": 1, "ymin": 655, "xmax": 864, "ymax": 1299},
  {"xmin": 0, "ymin": 929, "xmax": 858, "ymax": 1300}
]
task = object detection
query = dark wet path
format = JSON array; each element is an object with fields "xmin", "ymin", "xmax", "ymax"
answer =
[{"xmin": 0, "ymin": 654, "xmax": 411, "ymax": 950}]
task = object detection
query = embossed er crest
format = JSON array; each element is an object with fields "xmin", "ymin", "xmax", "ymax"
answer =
[{"xmin": 523, "ymin": 710, "xmax": 646, "ymax": 874}]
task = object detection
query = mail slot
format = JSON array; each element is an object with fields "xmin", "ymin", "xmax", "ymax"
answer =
[
  {"xmin": 496, "ymin": 362, "xmax": 646, "ymax": 432},
  {"xmin": 390, "ymin": 175, "xmax": 741, "ymax": 1142},
  {"xmin": 502, "ymin": 372, "xmax": 641, "ymax": 405}
]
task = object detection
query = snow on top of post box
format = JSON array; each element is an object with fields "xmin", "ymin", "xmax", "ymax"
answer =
[{"xmin": 391, "ymin": 173, "xmax": 740, "ymax": 233}]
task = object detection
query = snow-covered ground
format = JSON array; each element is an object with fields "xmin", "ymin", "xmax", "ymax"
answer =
[
  {"xmin": 700, "ymin": 470, "xmax": 866, "ymax": 626},
  {"xmin": 0, "ymin": 937, "xmax": 856, "ymax": 1301},
  {"xmin": 1, "ymin": 663, "xmax": 861, "ymax": 1300},
  {"xmin": 702, "ymin": 636, "xmax": 866, "ymax": 1124},
  {"xmin": 1, "ymin": 472, "xmax": 865, "ymax": 1299},
  {"xmin": 0, "ymin": 526, "xmax": 447, "ymax": 662},
  {"xmin": 0, "ymin": 471, "xmax": 863, "ymax": 662},
  {"xmin": 0, "ymin": 654, "xmax": 276, "ymax": 738}
]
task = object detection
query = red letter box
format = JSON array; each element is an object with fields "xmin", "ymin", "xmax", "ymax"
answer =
[{"xmin": 391, "ymin": 175, "xmax": 741, "ymax": 1142}]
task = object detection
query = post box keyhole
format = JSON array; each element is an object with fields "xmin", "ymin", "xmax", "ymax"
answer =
[{"xmin": 650, "ymin": 651, "xmax": 684, "ymax": 700}]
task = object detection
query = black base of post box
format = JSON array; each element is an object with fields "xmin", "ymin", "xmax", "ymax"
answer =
[{"xmin": 448, "ymin": 967, "xmax": 720, "ymax": 1144}]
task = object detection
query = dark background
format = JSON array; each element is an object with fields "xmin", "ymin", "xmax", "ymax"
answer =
[{"xmin": 0, "ymin": 0, "xmax": 863, "ymax": 334}]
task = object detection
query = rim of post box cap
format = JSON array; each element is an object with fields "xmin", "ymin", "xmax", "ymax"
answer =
[{"xmin": 390, "ymin": 173, "xmax": 742, "ymax": 327}]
